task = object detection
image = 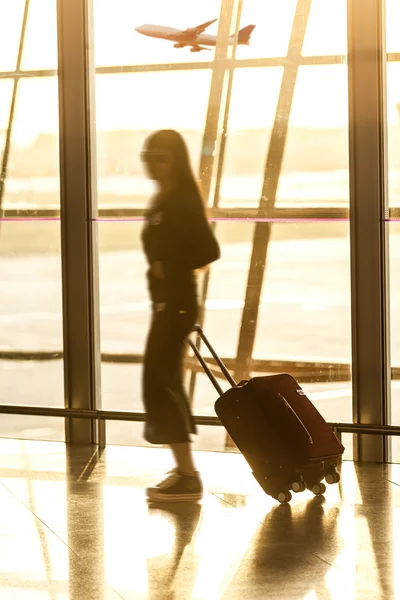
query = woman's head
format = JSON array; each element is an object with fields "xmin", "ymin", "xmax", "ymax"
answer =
[{"xmin": 141, "ymin": 129, "xmax": 195, "ymax": 188}]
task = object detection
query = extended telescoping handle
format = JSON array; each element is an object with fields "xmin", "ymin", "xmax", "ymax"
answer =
[
  {"xmin": 192, "ymin": 325, "xmax": 237, "ymax": 387},
  {"xmin": 189, "ymin": 324, "xmax": 237, "ymax": 394},
  {"xmin": 188, "ymin": 339, "xmax": 224, "ymax": 396}
]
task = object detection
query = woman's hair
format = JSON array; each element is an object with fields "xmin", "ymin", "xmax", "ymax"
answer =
[{"xmin": 145, "ymin": 129, "xmax": 203, "ymax": 202}]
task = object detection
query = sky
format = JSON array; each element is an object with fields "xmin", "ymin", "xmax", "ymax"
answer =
[{"xmin": 0, "ymin": 0, "xmax": 400, "ymax": 144}]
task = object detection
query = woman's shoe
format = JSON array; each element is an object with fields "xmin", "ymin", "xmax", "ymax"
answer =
[{"xmin": 146, "ymin": 470, "xmax": 203, "ymax": 503}]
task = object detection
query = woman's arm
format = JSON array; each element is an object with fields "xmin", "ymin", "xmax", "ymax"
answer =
[{"xmin": 163, "ymin": 195, "xmax": 220, "ymax": 271}]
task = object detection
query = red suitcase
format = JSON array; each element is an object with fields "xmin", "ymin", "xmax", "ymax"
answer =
[{"xmin": 189, "ymin": 327, "xmax": 345, "ymax": 504}]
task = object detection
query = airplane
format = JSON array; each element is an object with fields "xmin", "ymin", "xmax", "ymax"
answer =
[{"xmin": 135, "ymin": 19, "xmax": 255, "ymax": 53}]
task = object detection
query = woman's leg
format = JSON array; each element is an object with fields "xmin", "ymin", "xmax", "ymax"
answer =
[
  {"xmin": 143, "ymin": 307, "xmax": 196, "ymax": 445},
  {"xmin": 170, "ymin": 442, "xmax": 196, "ymax": 475},
  {"xmin": 142, "ymin": 310, "xmax": 165, "ymax": 443},
  {"xmin": 145, "ymin": 305, "xmax": 203, "ymax": 501}
]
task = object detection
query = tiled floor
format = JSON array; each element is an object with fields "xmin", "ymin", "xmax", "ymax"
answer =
[{"xmin": 0, "ymin": 439, "xmax": 399, "ymax": 599}]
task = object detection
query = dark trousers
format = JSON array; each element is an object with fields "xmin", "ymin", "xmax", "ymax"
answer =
[{"xmin": 143, "ymin": 303, "xmax": 197, "ymax": 444}]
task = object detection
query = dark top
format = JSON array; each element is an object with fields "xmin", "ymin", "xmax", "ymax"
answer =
[{"xmin": 141, "ymin": 185, "xmax": 220, "ymax": 307}]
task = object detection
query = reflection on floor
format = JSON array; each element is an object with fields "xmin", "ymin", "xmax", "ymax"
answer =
[{"xmin": 0, "ymin": 440, "xmax": 399, "ymax": 599}]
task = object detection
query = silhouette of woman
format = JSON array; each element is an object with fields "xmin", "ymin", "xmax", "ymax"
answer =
[{"xmin": 141, "ymin": 130, "xmax": 220, "ymax": 502}]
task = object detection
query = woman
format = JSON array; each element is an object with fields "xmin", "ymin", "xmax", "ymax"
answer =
[{"xmin": 141, "ymin": 130, "xmax": 220, "ymax": 503}]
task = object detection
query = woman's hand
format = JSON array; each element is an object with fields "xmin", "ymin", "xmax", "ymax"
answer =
[
  {"xmin": 151, "ymin": 261, "xmax": 165, "ymax": 279},
  {"xmin": 195, "ymin": 265, "xmax": 209, "ymax": 276}
]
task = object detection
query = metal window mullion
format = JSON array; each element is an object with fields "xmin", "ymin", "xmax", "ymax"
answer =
[
  {"xmin": 347, "ymin": 0, "xmax": 390, "ymax": 462},
  {"xmin": 191, "ymin": 9, "xmax": 242, "ymax": 397},
  {"xmin": 57, "ymin": 0, "xmax": 101, "ymax": 444},
  {"xmin": 188, "ymin": 0, "xmax": 239, "ymax": 403},
  {"xmin": 92, "ymin": 54, "xmax": 346, "ymax": 75},
  {"xmin": 211, "ymin": 0, "xmax": 243, "ymax": 207},
  {"xmin": 1, "ymin": 206, "xmax": 350, "ymax": 219},
  {"xmin": 233, "ymin": 0, "xmax": 313, "ymax": 384},
  {"xmin": 0, "ymin": 0, "xmax": 30, "ymax": 219},
  {"xmin": 198, "ymin": 0, "xmax": 237, "ymax": 201}
]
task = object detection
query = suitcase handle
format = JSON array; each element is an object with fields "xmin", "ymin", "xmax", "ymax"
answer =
[
  {"xmin": 277, "ymin": 393, "xmax": 314, "ymax": 445},
  {"xmin": 189, "ymin": 325, "xmax": 237, "ymax": 395}
]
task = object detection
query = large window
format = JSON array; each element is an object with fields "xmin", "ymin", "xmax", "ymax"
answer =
[
  {"xmin": 93, "ymin": 0, "xmax": 352, "ymax": 453},
  {"xmin": 3, "ymin": 0, "xmax": 398, "ymax": 461},
  {"xmin": 0, "ymin": 0, "xmax": 64, "ymax": 441}
]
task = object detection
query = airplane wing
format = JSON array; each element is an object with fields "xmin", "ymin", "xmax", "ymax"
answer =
[
  {"xmin": 177, "ymin": 18, "xmax": 217, "ymax": 40},
  {"xmin": 189, "ymin": 45, "xmax": 212, "ymax": 53}
]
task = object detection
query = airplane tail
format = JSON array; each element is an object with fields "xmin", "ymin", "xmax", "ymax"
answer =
[{"xmin": 237, "ymin": 24, "xmax": 255, "ymax": 45}]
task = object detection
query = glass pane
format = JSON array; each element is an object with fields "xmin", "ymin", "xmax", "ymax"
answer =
[
  {"xmin": 99, "ymin": 222, "xmax": 149, "ymax": 356},
  {"xmin": 21, "ymin": 0, "xmax": 58, "ymax": 71},
  {"xmin": 106, "ymin": 420, "xmax": 228, "ymax": 450},
  {"xmin": 387, "ymin": 0, "xmax": 400, "ymax": 53},
  {"xmin": 0, "ymin": 0, "xmax": 63, "ymax": 442},
  {"xmin": 236, "ymin": 0, "xmax": 297, "ymax": 60},
  {"xmin": 253, "ymin": 222, "xmax": 352, "ymax": 425},
  {"xmin": 0, "ymin": 222, "xmax": 63, "ymax": 410},
  {"xmin": 4, "ymin": 77, "xmax": 60, "ymax": 211},
  {"xmin": 0, "ymin": 414, "xmax": 63, "ymax": 441},
  {"xmin": 278, "ymin": 65, "xmax": 349, "ymax": 208},
  {"xmin": 0, "ymin": 80, "xmax": 14, "ymax": 165},
  {"xmin": 94, "ymin": 0, "xmax": 223, "ymax": 67},
  {"xmin": 387, "ymin": 63, "xmax": 400, "ymax": 208},
  {"xmin": 191, "ymin": 372, "xmax": 231, "ymax": 417},
  {"xmin": 0, "ymin": 223, "xmax": 63, "ymax": 347},
  {"xmin": 95, "ymin": 0, "xmax": 351, "ymax": 454},
  {"xmin": 218, "ymin": 67, "xmax": 283, "ymax": 208},
  {"xmin": 0, "ymin": 0, "xmax": 25, "ymax": 72},
  {"xmin": 201, "ymin": 221, "xmax": 255, "ymax": 358},
  {"xmin": 302, "ymin": 0, "xmax": 347, "ymax": 57},
  {"xmin": 95, "ymin": 71, "xmax": 212, "ymax": 209},
  {"xmin": 107, "ymin": 419, "xmax": 153, "ymax": 447},
  {"xmin": 98, "ymin": 220, "xmax": 147, "ymax": 443},
  {"xmin": 98, "ymin": 219, "xmax": 252, "ymax": 407},
  {"xmin": 102, "ymin": 362, "xmax": 144, "ymax": 415}
]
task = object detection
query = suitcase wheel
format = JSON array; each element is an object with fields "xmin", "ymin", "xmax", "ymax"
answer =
[
  {"xmin": 291, "ymin": 480, "xmax": 307, "ymax": 493},
  {"xmin": 277, "ymin": 491, "xmax": 292, "ymax": 504},
  {"xmin": 310, "ymin": 482, "xmax": 326, "ymax": 496},
  {"xmin": 325, "ymin": 468, "xmax": 340, "ymax": 485}
]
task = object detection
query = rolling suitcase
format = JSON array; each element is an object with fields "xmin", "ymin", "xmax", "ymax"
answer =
[{"xmin": 189, "ymin": 326, "xmax": 345, "ymax": 504}]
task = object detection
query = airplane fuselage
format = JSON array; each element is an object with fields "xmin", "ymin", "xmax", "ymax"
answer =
[{"xmin": 136, "ymin": 24, "xmax": 227, "ymax": 47}]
